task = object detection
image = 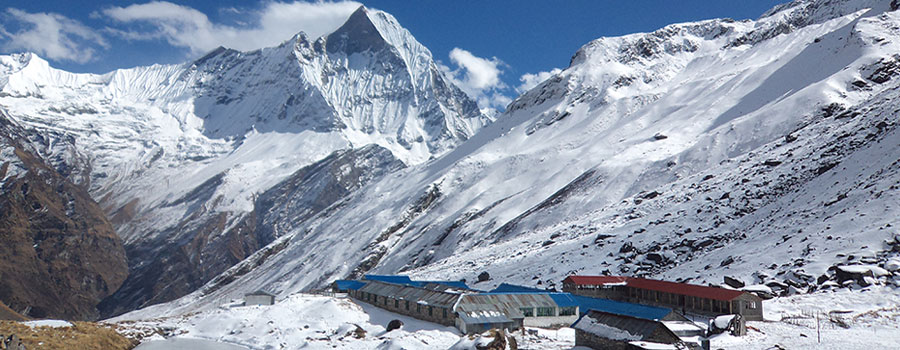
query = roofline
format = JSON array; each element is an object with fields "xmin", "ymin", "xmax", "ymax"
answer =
[
  {"xmin": 580, "ymin": 309, "xmax": 681, "ymax": 340},
  {"xmin": 564, "ymin": 275, "xmax": 747, "ymax": 301}
]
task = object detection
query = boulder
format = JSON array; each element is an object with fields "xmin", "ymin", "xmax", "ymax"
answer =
[
  {"xmin": 832, "ymin": 265, "xmax": 887, "ymax": 286},
  {"xmin": 477, "ymin": 271, "xmax": 491, "ymax": 283},
  {"xmin": 885, "ymin": 259, "xmax": 900, "ymax": 272},
  {"xmin": 352, "ymin": 325, "xmax": 366, "ymax": 339},
  {"xmin": 386, "ymin": 319, "xmax": 403, "ymax": 332},
  {"xmin": 646, "ymin": 253, "xmax": 665, "ymax": 265},
  {"xmin": 723, "ymin": 276, "xmax": 745, "ymax": 288}
]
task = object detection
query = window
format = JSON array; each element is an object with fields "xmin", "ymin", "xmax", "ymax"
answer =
[
  {"xmin": 520, "ymin": 307, "xmax": 534, "ymax": 317},
  {"xmin": 417, "ymin": 304, "xmax": 421, "ymax": 313},
  {"xmin": 559, "ymin": 306, "xmax": 577, "ymax": 316},
  {"xmin": 394, "ymin": 299, "xmax": 399, "ymax": 308},
  {"xmin": 443, "ymin": 308, "xmax": 448, "ymax": 318},
  {"xmin": 748, "ymin": 301, "xmax": 757, "ymax": 309},
  {"xmin": 536, "ymin": 307, "xmax": 555, "ymax": 317}
]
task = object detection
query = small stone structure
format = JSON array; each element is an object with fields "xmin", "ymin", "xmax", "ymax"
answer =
[{"xmin": 244, "ymin": 290, "xmax": 276, "ymax": 306}]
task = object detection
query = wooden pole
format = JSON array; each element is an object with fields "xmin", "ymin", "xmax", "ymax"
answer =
[{"xmin": 816, "ymin": 312, "xmax": 821, "ymax": 343}]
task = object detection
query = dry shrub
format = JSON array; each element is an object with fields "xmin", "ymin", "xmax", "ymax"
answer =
[{"xmin": 0, "ymin": 321, "xmax": 137, "ymax": 350}]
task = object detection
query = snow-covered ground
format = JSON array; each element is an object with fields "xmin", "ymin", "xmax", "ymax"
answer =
[
  {"xmin": 114, "ymin": 292, "xmax": 578, "ymax": 349},
  {"xmin": 20, "ymin": 320, "xmax": 74, "ymax": 328},
  {"xmin": 113, "ymin": 286, "xmax": 899, "ymax": 350},
  {"xmin": 115, "ymin": 293, "xmax": 463, "ymax": 350},
  {"xmin": 716, "ymin": 286, "xmax": 900, "ymax": 349},
  {"xmin": 136, "ymin": 338, "xmax": 248, "ymax": 350}
]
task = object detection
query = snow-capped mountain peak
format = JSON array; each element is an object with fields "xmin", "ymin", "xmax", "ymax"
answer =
[{"xmin": 0, "ymin": 5, "xmax": 489, "ymax": 318}]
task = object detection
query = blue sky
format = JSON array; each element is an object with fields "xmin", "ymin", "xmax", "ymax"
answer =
[{"xmin": 0, "ymin": 0, "xmax": 788, "ymax": 109}]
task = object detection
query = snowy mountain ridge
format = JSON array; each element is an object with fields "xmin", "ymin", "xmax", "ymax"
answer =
[
  {"xmin": 116, "ymin": 0, "xmax": 900, "ymax": 319},
  {"xmin": 0, "ymin": 6, "xmax": 487, "ymax": 317}
]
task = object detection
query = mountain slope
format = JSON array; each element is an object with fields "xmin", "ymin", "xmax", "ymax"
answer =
[
  {"xmin": 125, "ymin": 0, "xmax": 900, "ymax": 317},
  {"xmin": 0, "ymin": 109, "xmax": 127, "ymax": 320},
  {"xmin": 0, "ymin": 6, "xmax": 487, "ymax": 317}
]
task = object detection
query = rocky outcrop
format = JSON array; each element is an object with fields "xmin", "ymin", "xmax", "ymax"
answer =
[{"xmin": 0, "ymin": 112, "xmax": 127, "ymax": 320}]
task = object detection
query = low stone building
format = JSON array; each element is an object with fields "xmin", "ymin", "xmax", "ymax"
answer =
[
  {"xmin": 563, "ymin": 275, "xmax": 764, "ymax": 321},
  {"xmin": 244, "ymin": 290, "xmax": 275, "ymax": 306},
  {"xmin": 457, "ymin": 293, "xmax": 579, "ymax": 330},
  {"xmin": 573, "ymin": 310, "xmax": 688, "ymax": 350},
  {"xmin": 454, "ymin": 299, "xmax": 523, "ymax": 334},
  {"xmin": 350, "ymin": 280, "xmax": 462, "ymax": 326}
]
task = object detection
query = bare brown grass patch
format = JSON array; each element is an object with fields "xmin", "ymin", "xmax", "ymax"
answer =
[{"xmin": 0, "ymin": 321, "xmax": 137, "ymax": 350}]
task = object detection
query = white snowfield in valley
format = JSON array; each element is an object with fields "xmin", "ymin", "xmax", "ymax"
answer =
[{"xmin": 112, "ymin": 287, "xmax": 900, "ymax": 350}]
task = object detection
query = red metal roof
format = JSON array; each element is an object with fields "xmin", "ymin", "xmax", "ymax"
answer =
[{"xmin": 563, "ymin": 275, "xmax": 745, "ymax": 301}]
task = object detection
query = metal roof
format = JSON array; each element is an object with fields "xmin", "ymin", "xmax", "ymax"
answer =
[
  {"xmin": 455, "ymin": 300, "xmax": 516, "ymax": 325},
  {"xmin": 245, "ymin": 290, "xmax": 275, "ymax": 297},
  {"xmin": 459, "ymin": 293, "xmax": 569, "ymax": 314},
  {"xmin": 570, "ymin": 295, "xmax": 673, "ymax": 321},
  {"xmin": 364, "ymin": 274, "xmax": 414, "ymax": 285},
  {"xmin": 573, "ymin": 310, "xmax": 678, "ymax": 342},
  {"xmin": 335, "ymin": 280, "xmax": 366, "ymax": 291},
  {"xmin": 358, "ymin": 280, "xmax": 461, "ymax": 308},
  {"xmin": 362, "ymin": 275, "xmax": 472, "ymax": 291},
  {"xmin": 488, "ymin": 283, "xmax": 555, "ymax": 293},
  {"xmin": 479, "ymin": 289, "xmax": 579, "ymax": 308},
  {"xmin": 564, "ymin": 275, "xmax": 746, "ymax": 301},
  {"xmin": 413, "ymin": 280, "xmax": 472, "ymax": 290}
]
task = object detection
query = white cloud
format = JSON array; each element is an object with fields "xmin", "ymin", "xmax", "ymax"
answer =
[
  {"xmin": 517, "ymin": 68, "xmax": 562, "ymax": 93},
  {"xmin": 100, "ymin": 1, "xmax": 362, "ymax": 56},
  {"xmin": 448, "ymin": 48, "xmax": 503, "ymax": 91},
  {"xmin": 441, "ymin": 47, "xmax": 512, "ymax": 110},
  {"xmin": 0, "ymin": 8, "xmax": 108, "ymax": 63}
]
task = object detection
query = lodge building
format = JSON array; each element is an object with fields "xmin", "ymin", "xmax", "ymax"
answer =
[{"xmin": 563, "ymin": 275, "xmax": 764, "ymax": 321}]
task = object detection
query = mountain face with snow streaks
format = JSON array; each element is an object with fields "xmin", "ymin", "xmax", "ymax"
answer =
[
  {"xmin": 116, "ymin": 0, "xmax": 900, "ymax": 318},
  {"xmin": 0, "ymin": 109, "xmax": 128, "ymax": 320},
  {"xmin": 0, "ymin": 6, "xmax": 486, "ymax": 317}
]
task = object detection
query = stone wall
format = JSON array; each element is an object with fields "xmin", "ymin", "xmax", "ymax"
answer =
[
  {"xmin": 574, "ymin": 329, "xmax": 630, "ymax": 350},
  {"xmin": 350, "ymin": 291, "xmax": 455, "ymax": 326}
]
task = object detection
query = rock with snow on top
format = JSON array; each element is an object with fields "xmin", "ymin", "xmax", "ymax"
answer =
[{"xmin": 885, "ymin": 259, "xmax": 900, "ymax": 272}]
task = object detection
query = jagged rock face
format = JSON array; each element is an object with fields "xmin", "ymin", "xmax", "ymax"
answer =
[
  {"xmin": 254, "ymin": 144, "xmax": 406, "ymax": 242},
  {"xmin": 98, "ymin": 144, "xmax": 405, "ymax": 316},
  {"xmin": 0, "ymin": 111, "xmax": 127, "ymax": 320},
  {"xmin": 0, "ymin": 6, "xmax": 486, "ymax": 317},
  {"xmin": 132, "ymin": 0, "xmax": 900, "ymax": 316}
]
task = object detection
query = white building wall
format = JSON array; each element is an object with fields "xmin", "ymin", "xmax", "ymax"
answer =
[
  {"xmin": 245, "ymin": 295, "xmax": 274, "ymax": 306},
  {"xmin": 524, "ymin": 315, "xmax": 579, "ymax": 328}
]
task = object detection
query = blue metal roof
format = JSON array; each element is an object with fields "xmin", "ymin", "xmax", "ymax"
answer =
[
  {"xmin": 476, "ymin": 291, "xmax": 580, "ymax": 308},
  {"xmin": 335, "ymin": 280, "xmax": 366, "ymax": 291},
  {"xmin": 548, "ymin": 293, "xmax": 580, "ymax": 308},
  {"xmin": 362, "ymin": 275, "xmax": 472, "ymax": 290},
  {"xmin": 363, "ymin": 274, "xmax": 414, "ymax": 285},
  {"xmin": 570, "ymin": 295, "xmax": 672, "ymax": 321},
  {"xmin": 414, "ymin": 280, "xmax": 472, "ymax": 290},
  {"xmin": 489, "ymin": 283, "xmax": 551, "ymax": 293}
]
